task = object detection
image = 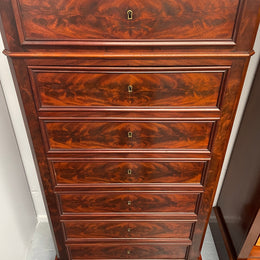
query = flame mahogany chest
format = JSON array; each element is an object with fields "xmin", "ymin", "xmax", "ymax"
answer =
[{"xmin": 0, "ymin": 0, "xmax": 259, "ymax": 259}]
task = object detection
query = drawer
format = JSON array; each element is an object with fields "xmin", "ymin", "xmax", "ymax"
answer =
[
  {"xmin": 50, "ymin": 161, "xmax": 206, "ymax": 186},
  {"xmin": 42, "ymin": 121, "xmax": 214, "ymax": 151},
  {"xmin": 62, "ymin": 220, "xmax": 194, "ymax": 240},
  {"xmin": 67, "ymin": 243, "xmax": 189, "ymax": 259},
  {"xmin": 59, "ymin": 192, "xmax": 200, "ymax": 214},
  {"xmin": 13, "ymin": 0, "xmax": 240, "ymax": 45},
  {"xmin": 29, "ymin": 67, "xmax": 226, "ymax": 109}
]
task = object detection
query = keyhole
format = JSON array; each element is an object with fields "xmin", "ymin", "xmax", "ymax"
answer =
[
  {"xmin": 127, "ymin": 10, "xmax": 133, "ymax": 20},
  {"xmin": 128, "ymin": 85, "xmax": 133, "ymax": 93}
]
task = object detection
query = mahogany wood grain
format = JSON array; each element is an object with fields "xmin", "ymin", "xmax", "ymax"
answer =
[
  {"xmin": 43, "ymin": 121, "xmax": 214, "ymax": 151},
  {"xmin": 39, "ymin": 110, "xmax": 221, "ymax": 121},
  {"xmin": 50, "ymin": 161, "xmax": 205, "ymax": 186},
  {"xmin": 59, "ymin": 192, "xmax": 200, "ymax": 214},
  {"xmin": 67, "ymin": 243, "xmax": 189, "ymax": 259},
  {"xmin": 4, "ymin": 50, "xmax": 254, "ymax": 58},
  {"xmin": 2, "ymin": 0, "xmax": 260, "ymax": 52},
  {"xmin": 12, "ymin": 0, "xmax": 239, "ymax": 44},
  {"xmin": 1, "ymin": 0, "xmax": 260, "ymax": 258},
  {"xmin": 62, "ymin": 220, "xmax": 194, "ymax": 240},
  {"xmin": 29, "ymin": 68, "xmax": 224, "ymax": 109},
  {"xmin": 60, "ymin": 214, "xmax": 198, "ymax": 222}
]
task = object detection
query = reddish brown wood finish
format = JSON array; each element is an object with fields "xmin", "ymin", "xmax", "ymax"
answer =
[
  {"xmin": 29, "ymin": 68, "xmax": 225, "ymax": 109},
  {"xmin": 43, "ymin": 121, "xmax": 214, "ymax": 151},
  {"xmin": 50, "ymin": 160, "xmax": 205, "ymax": 186},
  {"xmin": 67, "ymin": 243, "xmax": 189, "ymax": 259},
  {"xmin": 62, "ymin": 220, "xmax": 194, "ymax": 240},
  {"xmin": 249, "ymin": 246, "xmax": 260, "ymax": 258},
  {"xmin": 1, "ymin": 0, "xmax": 260, "ymax": 259},
  {"xmin": 12, "ymin": 0, "xmax": 240, "ymax": 45},
  {"xmin": 59, "ymin": 192, "xmax": 200, "ymax": 214}
]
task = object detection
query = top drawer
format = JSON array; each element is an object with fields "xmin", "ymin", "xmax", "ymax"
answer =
[
  {"xmin": 29, "ymin": 66, "xmax": 227, "ymax": 110},
  {"xmin": 13, "ymin": 0, "xmax": 241, "ymax": 46}
]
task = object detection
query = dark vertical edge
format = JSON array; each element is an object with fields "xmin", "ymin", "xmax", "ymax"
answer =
[
  {"xmin": 209, "ymin": 207, "xmax": 237, "ymax": 260},
  {"xmin": 235, "ymin": 0, "xmax": 260, "ymax": 50},
  {"xmin": 216, "ymin": 68, "xmax": 230, "ymax": 109},
  {"xmin": 10, "ymin": 0, "xmax": 25, "ymax": 44},
  {"xmin": 231, "ymin": 0, "xmax": 246, "ymax": 44},
  {"xmin": 9, "ymin": 58, "xmax": 68, "ymax": 259},
  {"xmin": 188, "ymin": 57, "xmax": 251, "ymax": 259},
  {"xmin": 0, "ymin": 0, "xmax": 24, "ymax": 51},
  {"xmin": 27, "ymin": 68, "xmax": 42, "ymax": 112}
]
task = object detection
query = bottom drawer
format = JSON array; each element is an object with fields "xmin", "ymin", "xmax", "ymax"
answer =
[{"xmin": 67, "ymin": 243, "xmax": 189, "ymax": 259}]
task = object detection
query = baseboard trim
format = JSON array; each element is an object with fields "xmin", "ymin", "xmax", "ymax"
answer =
[
  {"xmin": 37, "ymin": 214, "xmax": 48, "ymax": 223},
  {"xmin": 209, "ymin": 206, "xmax": 237, "ymax": 260}
]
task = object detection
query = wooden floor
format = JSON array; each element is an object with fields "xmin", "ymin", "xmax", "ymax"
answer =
[{"xmin": 249, "ymin": 245, "xmax": 260, "ymax": 259}]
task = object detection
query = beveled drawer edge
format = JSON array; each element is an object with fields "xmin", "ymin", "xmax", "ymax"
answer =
[
  {"xmin": 3, "ymin": 49, "xmax": 254, "ymax": 59},
  {"xmin": 53, "ymin": 184, "xmax": 204, "ymax": 192},
  {"xmin": 53, "ymin": 184, "xmax": 204, "ymax": 193},
  {"xmin": 38, "ymin": 112, "xmax": 221, "ymax": 120},
  {"xmin": 21, "ymin": 40, "xmax": 237, "ymax": 47},
  {"xmin": 46, "ymin": 149, "xmax": 212, "ymax": 155},
  {"xmin": 64, "ymin": 237, "xmax": 192, "ymax": 244},
  {"xmin": 59, "ymin": 213, "xmax": 198, "ymax": 221}
]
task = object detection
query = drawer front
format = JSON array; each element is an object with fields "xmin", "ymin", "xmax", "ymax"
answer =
[
  {"xmin": 30, "ymin": 68, "xmax": 225, "ymax": 109},
  {"xmin": 59, "ymin": 192, "xmax": 199, "ymax": 214},
  {"xmin": 43, "ymin": 121, "xmax": 213, "ymax": 151},
  {"xmin": 67, "ymin": 243, "xmax": 188, "ymax": 259},
  {"xmin": 51, "ymin": 161, "xmax": 205, "ymax": 185},
  {"xmin": 13, "ymin": 0, "xmax": 240, "ymax": 44},
  {"xmin": 63, "ymin": 220, "xmax": 194, "ymax": 240}
]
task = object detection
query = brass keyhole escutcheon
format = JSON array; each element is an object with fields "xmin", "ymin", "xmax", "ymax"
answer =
[
  {"xmin": 128, "ymin": 200, "xmax": 132, "ymax": 206},
  {"xmin": 128, "ymin": 85, "xmax": 133, "ymax": 93},
  {"xmin": 128, "ymin": 131, "xmax": 133, "ymax": 138},
  {"xmin": 127, "ymin": 10, "xmax": 133, "ymax": 20},
  {"xmin": 128, "ymin": 169, "xmax": 132, "ymax": 175},
  {"xmin": 127, "ymin": 250, "xmax": 131, "ymax": 255},
  {"xmin": 128, "ymin": 228, "xmax": 131, "ymax": 232}
]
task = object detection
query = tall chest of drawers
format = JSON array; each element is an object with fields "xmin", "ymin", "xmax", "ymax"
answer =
[{"xmin": 0, "ymin": 0, "xmax": 259, "ymax": 259}]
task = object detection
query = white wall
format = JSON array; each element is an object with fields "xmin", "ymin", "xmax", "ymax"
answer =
[
  {"xmin": 0, "ymin": 82, "xmax": 37, "ymax": 260},
  {"xmin": 0, "ymin": 32, "xmax": 47, "ymax": 221}
]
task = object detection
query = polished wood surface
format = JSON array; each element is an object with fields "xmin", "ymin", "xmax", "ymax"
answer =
[
  {"xmin": 51, "ymin": 160, "xmax": 205, "ymax": 185},
  {"xmin": 249, "ymin": 246, "xmax": 260, "ymax": 258},
  {"xmin": 30, "ymin": 68, "xmax": 224, "ymax": 108},
  {"xmin": 43, "ymin": 121, "xmax": 213, "ymax": 150},
  {"xmin": 59, "ymin": 192, "xmax": 200, "ymax": 214},
  {"xmin": 1, "ymin": 0, "xmax": 260, "ymax": 259},
  {"xmin": 67, "ymin": 243, "xmax": 189, "ymax": 259},
  {"xmin": 12, "ymin": 0, "xmax": 240, "ymax": 45},
  {"xmin": 62, "ymin": 220, "xmax": 194, "ymax": 240}
]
